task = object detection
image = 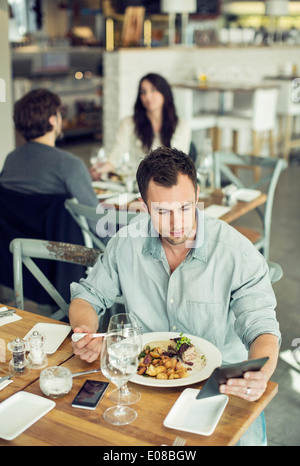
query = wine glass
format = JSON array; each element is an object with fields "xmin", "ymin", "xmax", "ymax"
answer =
[
  {"xmin": 90, "ymin": 147, "xmax": 107, "ymax": 179},
  {"xmin": 196, "ymin": 138, "xmax": 214, "ymax": 198},
  {"xmin": 117, "ymin": 152, "xmax": 136, "ymax": 192},
  {"xmin": 107, "ymin": 313, "xmax": 142, "ymax": 405},
  {"xmin": 100, "ymin": 330, "xmax": 140, "ymax": 425}
]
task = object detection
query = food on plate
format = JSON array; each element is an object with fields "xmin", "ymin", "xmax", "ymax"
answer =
[
  {"xmin": 93, "ymin": 187, "xmax": 113, "ymax": 195},
  {"xmin": 137, "ymin": 333, "xmax": 206, "ymax": 380}
]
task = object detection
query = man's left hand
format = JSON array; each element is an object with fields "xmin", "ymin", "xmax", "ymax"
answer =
[{"xmin": 219, "ymin": 370, "xmax": 268, "ymax": 402}]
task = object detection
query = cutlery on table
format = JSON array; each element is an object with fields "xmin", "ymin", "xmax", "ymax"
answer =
[
  {"xmin": 71, "ymin": 369, "xmax": 101, "ymax": 378},
  {"xmin": 71, "ymin": 332, "xmax": 106, "ymax": 343},
  {"xmin": 0, "ymin": 375, "xmax": 13, "ymax": 384},
  {"xmin": 172, "ymin": 436, "xmax": 186, "ymax": 446},
  {"xmin": 0, "ymin": 310, "xmax": 16, "ymax": 318}
]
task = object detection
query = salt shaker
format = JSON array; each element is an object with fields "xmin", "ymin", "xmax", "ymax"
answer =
[
  {"xmin": 27, "ymin": 330, "xmax": 48, "ymax": 369},
  {"xmin": 8, "ymin": 337, "xmax": 28, "ymax": 373}
]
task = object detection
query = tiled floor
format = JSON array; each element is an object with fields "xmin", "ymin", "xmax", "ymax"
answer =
[{"xmin": 1, "ymin": 136, "xmax": 299, "ymax": 446}]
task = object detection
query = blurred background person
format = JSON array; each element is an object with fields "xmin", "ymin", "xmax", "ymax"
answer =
[
  {"xmin": 0, "ymin": 88, "xmax": 98, "ymax": 210},
  {"xmin": 90, "ymin": 73, "xmax": 191, "ymax": 180}
]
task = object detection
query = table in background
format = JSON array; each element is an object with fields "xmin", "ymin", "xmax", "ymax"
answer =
[
  {"xmin": 173, "ymin": 81, "xmax": 279, "ymax": 114},
  {"xmin": 105, "ymin": 188, "xmax": 267, "ymax": 225}
]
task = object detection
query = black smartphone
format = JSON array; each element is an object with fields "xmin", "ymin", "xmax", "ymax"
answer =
[
  {"xmin": 71, "ymin": 380, "xmax": 109, "ymax": 410},
  {"xmin": 197, "ymin": 357, "xmax": 269, "ymax": 399}
]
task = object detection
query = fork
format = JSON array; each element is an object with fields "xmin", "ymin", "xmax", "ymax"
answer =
[{"xmin": 172, "ymin": 436, "xmax": 186, "ymax": 447}]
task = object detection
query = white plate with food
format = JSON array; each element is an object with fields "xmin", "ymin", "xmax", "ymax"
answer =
[
  {"xmin": 92, "ymin": 181, "xmax": 125, "ymax": 199},
  {"xmin": 131, "ymin": 332, "xmax": 222, "ymax": 388}
]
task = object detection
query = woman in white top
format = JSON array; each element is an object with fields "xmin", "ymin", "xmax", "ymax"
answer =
[{"xmin": 90, "ymin": 73, "xmax": 191, "ymax": 180}]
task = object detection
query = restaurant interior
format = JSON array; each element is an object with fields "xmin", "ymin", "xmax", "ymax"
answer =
[{"xmin": 0, "ymin": 0, "xmax": 299, "ymax": 446}]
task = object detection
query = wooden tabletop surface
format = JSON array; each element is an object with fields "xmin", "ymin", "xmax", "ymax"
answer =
[{"xmin": 0, "ymin": 307, "xmax": 278, "ymax": 447}]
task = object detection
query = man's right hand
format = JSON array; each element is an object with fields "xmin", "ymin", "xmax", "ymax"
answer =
[{"xmin": 71, "ymin": 326, "xmax": 103, "ymax": 363}]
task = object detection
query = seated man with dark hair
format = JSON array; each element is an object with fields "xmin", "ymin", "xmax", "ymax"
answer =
[
  {"xmin": 69, "ymin": 146, "xmax": 281, "ymax": 446},
  {"xmin": 0, "ymin": 88, "xmax": 97, "ymax": 209}
]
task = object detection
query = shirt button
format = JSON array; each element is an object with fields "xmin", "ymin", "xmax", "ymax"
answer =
[
  {"xmin": 172, "ymin": 325, "xmax": 177, "ymax": 331},
  {"xmin": 170, "ymin": 298, "xmax": 174, "ymax": 304}
]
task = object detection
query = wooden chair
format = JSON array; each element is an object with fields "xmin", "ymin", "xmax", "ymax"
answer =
[
  {"xmin": 213, "ymin": 152, "xmax": 287, "ymax": 260},
  {"xmin": 172, "ymin": 87, "xmax": 218, "ymax": 145},
  {"xmin": 9, "ymin": 238, "xmax": 101, "ymax": 321},
  {"xmin": 65, "ymin": 198, "xmax": 148, "ymax": 250},
  {"xmin": 215, "ymin": 88, "xmax": 279, "ymax": 159}
]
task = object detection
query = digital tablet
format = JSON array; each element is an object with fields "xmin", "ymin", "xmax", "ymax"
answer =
[{"xmin": 197, "ymin": 357, "xmax": 269, "ymax": 399}]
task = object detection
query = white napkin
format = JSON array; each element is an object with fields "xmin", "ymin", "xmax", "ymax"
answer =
[
  {"xmin": 0, "ymin": 379, "xmax": 13, "ymax": 391},
  {"xmin": 0, "ymin": 306, "xmax": 22, "ymax": 327},
  {"xmin": 204, "ymin": 204, "xmax": 231, "ymax": 218},
  {"xmin": 235, "ymin": 189, "xmax": 261, "ymax": 202}
]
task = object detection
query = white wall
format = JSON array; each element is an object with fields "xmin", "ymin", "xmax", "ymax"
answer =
[{"xmin": 0, "ymin": 0, "xmax": 14, "ymax": 170}]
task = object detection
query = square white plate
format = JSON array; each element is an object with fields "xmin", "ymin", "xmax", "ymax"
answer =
[
  {"xmin": 204, "ymin": 204, "xmax": 231, "ymax": 218},
  {"xmin": 24, "ymin": 323, "xmax": 71, "ymax": 354},
  {"xmin": 164, "ymin": 388, "xmax": 228, "ymax": 436},
  {"xmin": 0, "ymin": 392, "xmax": 55, "ymax": 440},
  {"xmin": 235, "ymin": 189, "xmax": 261, "ymax": 202}
]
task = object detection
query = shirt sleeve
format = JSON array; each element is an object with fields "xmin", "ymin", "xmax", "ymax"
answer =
[
  {"xmin": 231, "ymin": 247, "xmax": 281, "ymax": 351},
  {"xmin": 63, "ymin": 155, "xmax": 98, "ymax": 208},
  {"xmin": 70, "ymin": 236, "xmax": 121, "ymax": 316}
]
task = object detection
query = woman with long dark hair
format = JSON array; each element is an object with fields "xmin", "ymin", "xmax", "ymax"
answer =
[{"xmin": 90, "ymin": 73, "xmax": 191, "ymax": 180}]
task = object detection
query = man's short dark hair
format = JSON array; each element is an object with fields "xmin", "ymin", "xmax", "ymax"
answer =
[
  {"xmin": 136, "ymin": 146, "xmax": 197, "ymax": 202},
  {"xmin": 14, "ymin": 89, "xmax": 61, "ymax": 141}
]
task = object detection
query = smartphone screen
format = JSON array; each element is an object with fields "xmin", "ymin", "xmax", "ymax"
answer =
[{"xmin": 71, "ymin": 380, "xmax": 109, "ymax": 410}]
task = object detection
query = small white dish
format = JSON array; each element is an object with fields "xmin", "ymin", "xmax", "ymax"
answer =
[
  {"xmin": 235, "ymin": 189, "xmax": 261, "ymax": 202},
  {"xmin": 164, "ymin": 388, "xmax": 228, "ymax": 436},
  {"xmin": 0, "ymin": 392, "xmax": 55, "ymax": 440},
  {"xmin": 204, "ymin": 204, "xmax": 231, "ymax": 218},
  {"xmin": 24, "ymin": 323, "xmax": 71, "ymax": 354}
]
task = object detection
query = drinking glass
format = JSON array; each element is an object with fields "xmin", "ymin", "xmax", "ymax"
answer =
[
  {"xmin": 107, "ymin": 313, "xmax": 142, "ymax": 405},
  {"xmin": 196, "ymin": 138, "xmax": 214, "ymax": 198},
  {"xmin": 101, "ymin": 330, "xmax": 140, "ymax": 425},
  {"xmin": 90, "ymin": 147, "xmax": 107, "ymax": 178}
]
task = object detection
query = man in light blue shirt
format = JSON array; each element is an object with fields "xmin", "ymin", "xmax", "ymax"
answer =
[{"xmin": 69, "ymin": 147, "xmax": 280, "ymax": 443}]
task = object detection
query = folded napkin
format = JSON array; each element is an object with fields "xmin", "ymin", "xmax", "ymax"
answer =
[
  {"xmin": 0, "ymin": 379, "xmax": 13, "ymax": 392},
  {"xmin": 0, "ymin": 306, "xmax": 22, "ymax": 327},
  {"xmin": 204, "ymin": 204, "xmax": 231, "ymax": 218}
]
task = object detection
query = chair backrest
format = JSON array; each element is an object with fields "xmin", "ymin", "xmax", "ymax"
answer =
[
  {"xmin": 64, "ymin": 198, "xmax": 149, "ymax": 250},
  {"xmin": 252, "ymin": 88, "xmax": 279, "ymax": 132},
  {"xmin": 276, "ymin": 80, "xmax": 300, "ymax": 116},
  {"xmin": 214, "ymin": 152, "xmax": 287, "ymax": 259},
  {"xmin": 231, "ymin": 88, "xmax": 278, "ymax": 132},
  {"xmin": 10, "ymin": 238, "xmax": 101, "ymax": 320}
]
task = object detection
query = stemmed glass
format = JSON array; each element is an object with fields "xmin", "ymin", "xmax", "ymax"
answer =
[
  {"xmin": 90, "ymin": 147, "xmax": 107, "ymax": 179},
  {"xmin": 107, "ymin": 313, "xmax": 142, "ymax": 405},
  {"xmin": 100, "ymin": 329, "xmax": 140, "ymax": 425},
  {"xmin": 117, "ymin": 152, "xmax": 136, "ymax": 192},
  {"xmin": 196, "ymin": 138, "xmax": 214, "ymax": 198}
]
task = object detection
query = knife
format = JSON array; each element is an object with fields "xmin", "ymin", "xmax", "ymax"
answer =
[
  {"xmin": 0, "ymin": 375, "xmax": 13, "ymax": 384},
  {"xmin": 0, "ymin": 310, "xmax": 16, "ymax": 318}
]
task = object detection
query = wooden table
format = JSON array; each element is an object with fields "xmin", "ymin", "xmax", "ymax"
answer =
[
  {"xmin": 199, "ymin": 189, "xmax": 267, "ymax": 224},
  {"xmin": 0, "ymin": 306, "xmax": 278, "ymax": 447},
  {"xmin": 0, "ymin": 309, "xmax": 73, "ymax": 401}
]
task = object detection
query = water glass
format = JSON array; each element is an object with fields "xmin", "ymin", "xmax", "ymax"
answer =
[{"xmin": 101, "ymin": 330, "xmax": 140, "ymax": 425}]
